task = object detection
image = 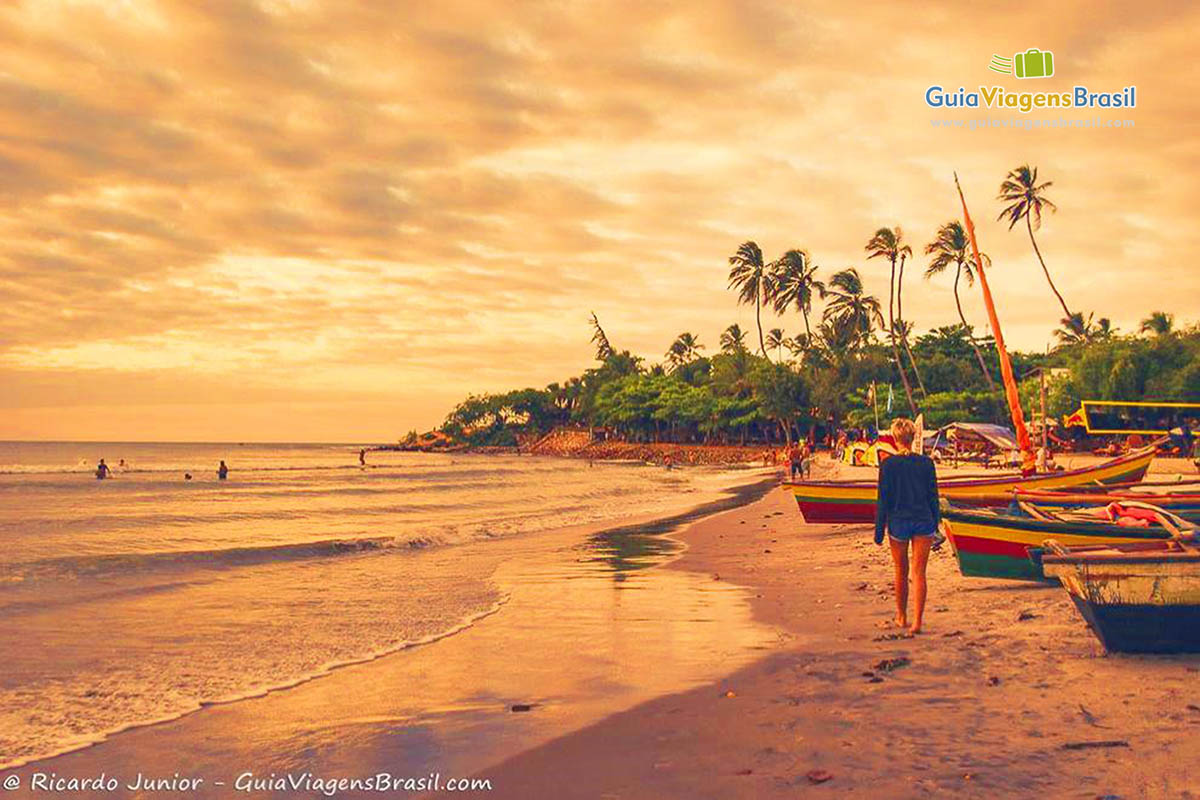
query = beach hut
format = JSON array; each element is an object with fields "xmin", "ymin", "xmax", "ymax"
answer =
[{"xmin": 924, "ymin": 422, "xmax": 1018, "ymax": 466}]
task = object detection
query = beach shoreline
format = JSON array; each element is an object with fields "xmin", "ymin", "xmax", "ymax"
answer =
[
  {"xmin": 2, "ymin": 466, "xmax": 784, "ymax": 795},
  {"xmin": 477, "ymin": 462, "xmax": 1200, "ymax": 799},
  {"xmin": 7, "ymin": 456, "xmax": 1199, "ymax": 798}
]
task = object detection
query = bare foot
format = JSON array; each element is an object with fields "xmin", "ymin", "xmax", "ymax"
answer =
[
  {"xmin": 907, "ymin": 624, "xmax": 923, "ymax": 635},
  {"xmin": 894, "ymin": 615, "xmax": 908, "ymax": 628}
]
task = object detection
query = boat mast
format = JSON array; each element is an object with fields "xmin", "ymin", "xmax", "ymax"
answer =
[{"xmin": 953, "ymin": 173, "xmax": 1036, "ymax": 472}]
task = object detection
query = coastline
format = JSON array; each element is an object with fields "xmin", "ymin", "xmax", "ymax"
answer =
[
  {"xmin": 9, "ymin": 456, "xmax": 1199, "ymax": 797},
  {"xmin": 479, "ymin": 459, "xmax": 1200, "ymax": 798},
  {"xmin": 5, "ymin": 469, "xmax": 782, "ymax": 795}
]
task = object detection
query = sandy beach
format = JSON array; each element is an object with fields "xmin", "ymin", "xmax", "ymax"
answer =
[
  {"xmin": 3, "ymin": 0, "xmax": 1197, "ymax": 796},
  {"xmin": 482, "ymin": 461, "xmax": 1200, "ymax": 799}
]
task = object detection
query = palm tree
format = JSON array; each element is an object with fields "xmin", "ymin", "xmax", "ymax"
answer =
[
  {"xmin": 766, "ymin": 328, "xmax": 786, "ymax": 361},
  {"xmin": 924, "ymin": 220, "xmax": 996, "ymax": 391},
  {"xmin": 769, "ymin": 249, "xmax": 826, "ymax": 344},
  {"xmin": 812, "ymin": 312, "xmax": 872, "ymax": 371},
  {"xmin": 822, "ymin": 268, "xmax": 884, "ymax": 348},
  {"xmin": 894, "ymin": 240, "xmax": 927, "ymax": 397},
  {"xmin": 589, "ymin": 311, "xmax": 613, "ymax": 361},
  {"xmin": 998, "ymin": 165, "xmax": 1071, "ymax": 319},
  {"xmin": 1055, "ymin": 311, "xmax": 1113, "ymax": 346},
  {"xmin": 1140, "ymin": 311, "xmax": 1174, "ymax": 336},
  {"xmin": 865, "ymin": 227, "xmax": 918, "ymax": 414},
  {"xmin": 665, "ymin": 332, "xmax": 704, "ymax": 369},
  {"xmin": 1055, "ymin": 312, "xmax": 1088, "ymax": 346},
  {"xmin": 727, "ymin": 241, "xmax": 771, "ymax": 357},
  {"xmin": 720, "ymin": 324, "xmax": 748, "ymax": 354}
]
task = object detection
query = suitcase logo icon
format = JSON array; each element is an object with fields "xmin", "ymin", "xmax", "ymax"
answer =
[{"xmin": 989, "ymin": 49, "xmax": 1055, "ymax": 79}]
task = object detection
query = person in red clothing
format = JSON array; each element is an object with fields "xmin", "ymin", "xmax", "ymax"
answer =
[{"xmin": 874, "ymin": 418, "xmax": 940, "ymax": 635}]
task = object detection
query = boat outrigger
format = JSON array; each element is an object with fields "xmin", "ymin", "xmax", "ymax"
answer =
[{"xmin": 782, "ymin": 444, "xmax": 1156, "ymax": 524}]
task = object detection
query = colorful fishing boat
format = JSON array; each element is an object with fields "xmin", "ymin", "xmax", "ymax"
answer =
[
  {"xmin": 782, "ymin": 445, "xmax": 1156, "ymax": 525},
  {"xmin": 1040, "ymin": 539, "xmax": 1200, "ymax": 653},
  {"xmin": 1014, "ymin": 488, "xmax": 1200, "ymax": 522},
  {"xmin": 940, "ymin": 502, "xmax": 1174, "ymax": 581}
]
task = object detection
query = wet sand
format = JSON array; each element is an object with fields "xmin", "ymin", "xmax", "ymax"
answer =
[{"xmin": 483, "ymin": 470, "xmax": 1200, "ymax": 799}]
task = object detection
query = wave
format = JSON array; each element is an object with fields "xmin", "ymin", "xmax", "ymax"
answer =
[
  {"xmin": 4, "ymin": 535, "xmax": 426, "ymax": 583},
  {"xmin": 0, "ymin": 593, "xmax": 510, "ymax": 772},
  {"xmin": 0, "ymin": 460, "xmax": 583, "ymax": 478}
]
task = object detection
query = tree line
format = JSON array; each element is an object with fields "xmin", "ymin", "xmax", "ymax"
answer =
[{"xmin": 436, "ymin": 166, "xmax": 1198, "ymax": 447}]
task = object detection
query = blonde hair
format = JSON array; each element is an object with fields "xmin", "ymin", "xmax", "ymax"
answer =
[{"xmin": 890, "ymin": 418, "xmax": 916, "ymax": 451}]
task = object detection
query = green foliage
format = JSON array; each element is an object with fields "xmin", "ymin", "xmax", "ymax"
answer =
[
  {"xmin": 1052, "ymin": 326, "xmax": 1200, "ymax": 404},
  {"xmin": 437, "ymin": 221, "xmax": 1199, "ymax": 447},
  {"xmin": 441, "ymin": 387, "xmax": 567, "ymax": 446}
]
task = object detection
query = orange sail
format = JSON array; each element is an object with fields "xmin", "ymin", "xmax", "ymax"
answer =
[{"xmin": 954, "ymin": 173, "xmax": 1036, "ymax": 472}]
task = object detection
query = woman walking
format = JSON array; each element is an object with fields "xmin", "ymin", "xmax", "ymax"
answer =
[{"xmin": 874, "ymin": 418, "xmax": 940, "ymax": 634}]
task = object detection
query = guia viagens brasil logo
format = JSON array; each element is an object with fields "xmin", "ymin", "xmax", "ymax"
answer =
[{"xmin": 925, "ymin": 48, "xmax": 1136, "ymax": 113}]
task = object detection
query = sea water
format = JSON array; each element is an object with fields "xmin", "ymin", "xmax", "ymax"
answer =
[{"xmin": 0, "ymin": 442, "xmax": 761, "ymax": 769}]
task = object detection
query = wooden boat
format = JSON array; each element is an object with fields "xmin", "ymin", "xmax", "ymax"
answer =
[
  {"xmin": 782, "ymin": 445, "xmax": 1156, "ymax": 525},
  {"xmin": 1040, "ymin": 539, "xmax": 1200, "ymax": 653},
  {"xmin": 1014, "ymin": 488, "xmax": 1200, "ymax": 522},
  {"xmin": 940, "ymin": 503, "xmax": 1174, "ymax": 581}
]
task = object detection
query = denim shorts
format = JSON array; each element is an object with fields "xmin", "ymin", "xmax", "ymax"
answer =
[{"xmin": 888, "ymin": 517, "xmax": 937, "ymax": 542}]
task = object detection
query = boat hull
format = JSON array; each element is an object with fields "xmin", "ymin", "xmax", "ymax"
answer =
[
  {"xmin": 1042, "ymin": 548, "xmax": 1200, "ymax": 653},
  {"xmin": 783, "ymin": 447, "xmax": 1156, "ymax": 525},
  {"xmin": 1067, "ymin": 597, "xmax": 1200, "ymax": 653},
  {"xmin": 941, "ymin": 507, "xmax": 1172, "ymax": 582}
]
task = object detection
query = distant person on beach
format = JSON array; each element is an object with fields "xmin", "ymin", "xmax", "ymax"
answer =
[
  {"xmin": 800, "ymin": 441, "xmax": 812, "ymax": 478},
  {"xmin": 217, "ymin": 461, "xmax": 229, "ymax": 480},
  {"xmin": 95, "ymin": 459, "xmax": 110, "ymax": 480},
  {"xmin": 834, "ymin": 430, "xmax": 847, "ymax": 461},
  {"xmin": 359, "ymin": 449, "xmax": 367, "ymax": 466},
  {"xmin": 786, "ymin": 443, "xmax": 802, "ymax": 479},
  {"xmin": 184, "ymin": 473, "xmax": 192, "ymax": 481},
  {"xmin": 874, "ymin": 418, "xmax": 939, "ymax": 635}
]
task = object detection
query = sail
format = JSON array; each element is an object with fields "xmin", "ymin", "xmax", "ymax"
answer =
[{"xmin": 953, "ymin": 174, "xmax": 1036, "ymax": 472}]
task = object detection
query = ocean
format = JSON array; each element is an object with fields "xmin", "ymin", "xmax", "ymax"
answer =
[{"xmin": 0, "ymin": 442, "xmax": 766, "ymax": 769}]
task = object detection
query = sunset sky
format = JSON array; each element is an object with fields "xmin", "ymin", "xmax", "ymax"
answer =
[{"xmin": 2, "ymin": 0, "xmax": 1197, "ymax": 442}]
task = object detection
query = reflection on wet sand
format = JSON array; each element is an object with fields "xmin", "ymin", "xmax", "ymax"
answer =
[{"xmin": 27, "ymin": 482, "xmax": 778, "ymax": 797}]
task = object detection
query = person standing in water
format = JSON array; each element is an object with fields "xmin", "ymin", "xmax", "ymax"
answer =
[
  {"xmin": 874, "ymin": 418, "xmax": 939, "ymax": 635},
  {"xmin": 359, "ymin": 449, "xmax": 366, "ymax": 466},
  {"xmin": 217, "ymin": 461, "xmax": 229, "ymax": 480},
  {"xmin": 95, "ymin": 459, "xmax": 111, "ymax": 480}
]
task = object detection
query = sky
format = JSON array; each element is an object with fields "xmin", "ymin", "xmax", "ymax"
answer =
[{"xmin": 1, "ymin": 0, "xmax": 1197, "ymax": 442}]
